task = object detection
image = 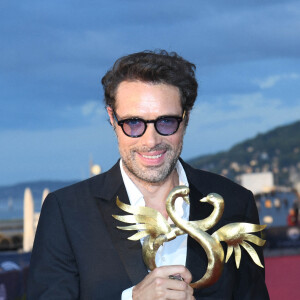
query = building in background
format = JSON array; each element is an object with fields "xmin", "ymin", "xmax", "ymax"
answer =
[{"xmin": 240, "ymin": 172, "xmax": 274, "ymax": 195}]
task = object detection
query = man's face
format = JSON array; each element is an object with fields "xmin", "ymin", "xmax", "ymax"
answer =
[{"xmin": 107, "ymin": 81, "xmax": 186, "ymax": 184}]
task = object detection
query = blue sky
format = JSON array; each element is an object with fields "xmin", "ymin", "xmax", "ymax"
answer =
[{"xmin": 1, "ymin": 0, "xmax": 300, "ymax": 185}]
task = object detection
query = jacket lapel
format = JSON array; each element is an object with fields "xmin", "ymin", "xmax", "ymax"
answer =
[{"xmin": 93, "ymin": 161, "xmax": 148, "ymax": 285}]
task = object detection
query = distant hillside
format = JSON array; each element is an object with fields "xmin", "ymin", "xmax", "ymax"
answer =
[
  {"xmin": 0, "ymin": 180, "xmax": 77, "ymax": 203},
  {"xmin": 189, "ymin": 120, "xmax": 300, "ymax": 186}
]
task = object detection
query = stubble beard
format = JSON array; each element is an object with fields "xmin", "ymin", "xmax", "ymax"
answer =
[{"xmin": 120, "ymin": 142, "xmax": 183, "ymax": 184}]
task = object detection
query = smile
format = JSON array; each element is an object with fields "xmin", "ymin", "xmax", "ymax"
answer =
[{"xmin": 142, "ymin": 154, "xmax": 163, "ymax": 159}]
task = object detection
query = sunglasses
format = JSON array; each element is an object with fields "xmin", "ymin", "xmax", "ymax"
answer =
[{"xmin": 113, "ymin": 110, "xmax": 186, "ymax": 138}]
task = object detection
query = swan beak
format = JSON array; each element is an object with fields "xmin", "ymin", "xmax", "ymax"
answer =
[
  {"xmin": 200, "ymin": 196, "xmax": 208, "ymax": 203},
  {"xmin": 183, "ymin": 195, "xmax": 190, "ymax": 205}
]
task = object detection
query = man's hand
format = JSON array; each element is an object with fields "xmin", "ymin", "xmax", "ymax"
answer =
[{"xmin": 132, "ymin": 265, "xmax": 194, "ymax": 300}]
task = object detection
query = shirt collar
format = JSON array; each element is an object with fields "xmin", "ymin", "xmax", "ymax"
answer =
[
  {"xmin": 120, "ymin": 160, "xmax": 144, "ymax": 207},
  {"xmin": 120, "ymin": 159, "xmax": 189, "ymax": 220}
]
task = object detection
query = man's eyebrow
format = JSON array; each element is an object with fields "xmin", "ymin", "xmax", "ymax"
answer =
[
  {"xmin": 115, "ymin": 113, "xmax": 140, "ymax": 120},
  {"xmin": 117, "ymin": 113, "xmax": 183, "ymax": 120}
]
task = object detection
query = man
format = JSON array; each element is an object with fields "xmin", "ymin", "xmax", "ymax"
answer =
[{"xmin": 28, "ymin": 50, "xmax": 269, "ymax": 299}]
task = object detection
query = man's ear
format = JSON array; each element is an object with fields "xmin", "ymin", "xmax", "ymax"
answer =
[
  {"xmin": 106, "ymin": 106, "xmax": 115, "ymax": 126},
  {"xmin": 182, "ymin": 109, "xmax": 190, "ymax": 127}
]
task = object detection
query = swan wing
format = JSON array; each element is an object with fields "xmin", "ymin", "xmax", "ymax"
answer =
[
  {"xmin": 112, "ymin": 196, "xmax": 171, "ymax": 241},
  {"xmin": 240, "ymin": 241, "xmax": 264, "ymax": 268},
  {"xmin": 233, "ymin": 244, "xmax": 242, "ymax": 268},
  {"xmin": 213, "ymin": 222, "xmax": 266, "ymax": 268}
]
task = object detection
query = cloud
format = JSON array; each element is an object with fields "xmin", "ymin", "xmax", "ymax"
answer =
[
  {"xmin": 80, "ymin": 100, "xmax": 103, "ymax": 117},
  {"xmin": 254, "ymin": 73, "xmax": 300, "ymax": 89},
  {"xmin": 192, "ymin": 92, "xmax": 300, "ymax": 128},
  {"xmin": 1, "ymin": 1, "xmax": 300, "ymax": 73}
]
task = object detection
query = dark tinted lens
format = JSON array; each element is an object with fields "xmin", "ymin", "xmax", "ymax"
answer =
[
  {"xmin": 123, "ymin": 119, "xmax": 145, "ymax": 137},
  {"xmin": 156, "ymin": 117, "xmax": 179, "ymax": 135}
]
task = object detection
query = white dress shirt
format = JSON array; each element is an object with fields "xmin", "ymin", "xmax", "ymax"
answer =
[{"xmin": 120, "ymin": 160, "xmax": 190, "ymax": 299}]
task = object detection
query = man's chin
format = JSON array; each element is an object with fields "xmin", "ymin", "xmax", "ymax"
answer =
[{"xmin": 135, "ymin": 165, "xmax": 175, "ymax": 184}]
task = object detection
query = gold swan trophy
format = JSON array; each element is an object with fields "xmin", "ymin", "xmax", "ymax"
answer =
[{"xmin": 113, "ymin": 186, "xmax": 266, "ymax": 289}]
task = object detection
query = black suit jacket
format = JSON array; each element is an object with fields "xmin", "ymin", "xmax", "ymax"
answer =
[{"xmin": 27, "ymin": 160, "xmax": 269, "ymax": 299}]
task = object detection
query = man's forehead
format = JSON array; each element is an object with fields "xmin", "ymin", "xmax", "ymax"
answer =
[
  {"xmin": 114, "ymin": 80, "xmax": 181, "ymax": 106},
  {"xmin": 114, "ymin": 85, "xmax": 182, "ymax": 120}
]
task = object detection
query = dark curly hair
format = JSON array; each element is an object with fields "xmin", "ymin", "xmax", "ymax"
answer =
[{"xmin": 101, "ymin": 50, "xmax": 198, "ymax": 120}]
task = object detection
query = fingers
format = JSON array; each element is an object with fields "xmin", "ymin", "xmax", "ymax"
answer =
[
  {"xmin": 145, "ymin": 278, "xmax": 193, "ymax": 299},
  {"xmin": 152, "ymin": 265, "xmax": 193, "ymax": 284},
  {"xmin": 165, "ymin": 280, "xmax": 194, "ymax": 297},
  {"xmin": 166, "ymin": 288, "xmax": 194, "ymax": 299},
  {"xmin": 132, "ymin": 265, "xmax": 194, "ymax": 300}
]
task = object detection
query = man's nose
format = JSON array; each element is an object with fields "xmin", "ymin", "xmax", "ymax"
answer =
[{"xmin": 140, "ymin": 124, "xmax": 161, "ymax": 148}]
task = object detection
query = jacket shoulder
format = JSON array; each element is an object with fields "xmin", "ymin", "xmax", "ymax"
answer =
[
  {"xmin": 183, "ymin": 161, "xmax": 251, "ymax": 196},
  {"xmin": 182, "ymin": 161, "xmax": 259, "ymax": 224}
]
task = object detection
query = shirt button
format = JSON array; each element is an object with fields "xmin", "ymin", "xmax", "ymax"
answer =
[{"xmin": 162, "ymin": 257, "xmax": 166, "ymax": 262}]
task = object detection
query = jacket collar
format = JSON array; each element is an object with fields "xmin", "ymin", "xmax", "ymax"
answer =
[
  {"xmin": 91, "ymin": 159, "xmax": 124, "ymax": 201},
  {"xmin": 93, "ymin": 160, "xmax": 148, "ymax": 285}
]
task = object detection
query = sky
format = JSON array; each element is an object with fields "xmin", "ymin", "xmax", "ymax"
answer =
[{"xmin": 1, "ymin": 0, "xmax": 300, "ymax": 186}]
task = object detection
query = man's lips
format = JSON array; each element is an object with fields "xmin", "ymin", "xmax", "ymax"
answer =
[
  {"xmin": 137, "ymin": 150, "xmax": 167, "ymax": 164},
  {"xmin": 138, "ymin": 150, "xmax": 166, "ymax": 158},
  {"xmin": 141, "ymin": 153, "xmax": 163, "ymax": 159}
]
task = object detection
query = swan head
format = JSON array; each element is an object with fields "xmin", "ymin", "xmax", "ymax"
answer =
[
  {"xmin": 200, "ymin": 193, "xmax": 224, "ymax": 205},
  {"xmin": 167, "ymin": 185, "xmax": 190, "ymax": 205},
  {"xmin": 176, "ymin": 186, "xmax": 190, "ymax": 205}
]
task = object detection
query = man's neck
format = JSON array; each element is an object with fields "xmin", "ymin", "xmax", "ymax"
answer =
[{"xmin": 124, "ymin": 167, "xmax": 179, "ymax": 219}]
